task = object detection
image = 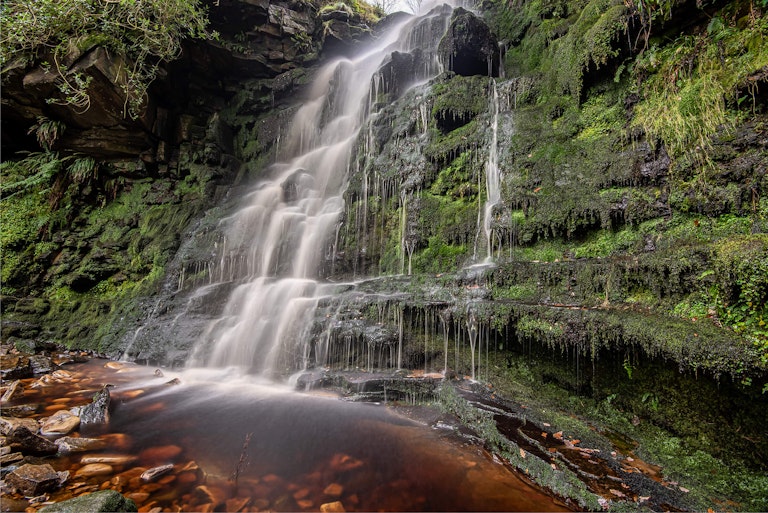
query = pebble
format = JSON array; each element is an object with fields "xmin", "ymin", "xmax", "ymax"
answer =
[
  {"xmin": 75, "ymin": 463, "xmax": 114, "ymax": 477},
  {"xmin": 141, "ymin": 464, "xmax": 175, "ymax": 483},
  {"xmin": 320, "ymin": 501, "xmax": 346, "ymax": 512},
  {"xmin": 225, "ymin": 497, "xmax": 250, "ymax": 512},
  {"xmin": 127, "ymin": 492, "xmax": 151, "ymax": 504},
  {"xmin": 323, "ymin": 483, "xmax": 344, "ymax": 497},
  {"xmin": 140, "ymin": 444, "xmax": 182, "ymax": 463},
  {"xmin": 100, "ymin": 433, "xmax": 133, "ymax": 451}
]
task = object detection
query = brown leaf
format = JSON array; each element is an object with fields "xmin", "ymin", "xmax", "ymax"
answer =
[
  {"xmin": 553, "ymin": 431, "xmax": 563, "ymax": 440},
  {"xmin": 541, "ymin": 432, "xmax": 548, "ymax": 439}
]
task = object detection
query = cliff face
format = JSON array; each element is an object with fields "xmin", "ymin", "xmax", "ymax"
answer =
[
  {"xmin": 2, "ymin": 0, "xmax": 768, "ymax": 508},
  {"xmin": 0, "ymin": 0, "xmax": 374, "ymax": 352}
]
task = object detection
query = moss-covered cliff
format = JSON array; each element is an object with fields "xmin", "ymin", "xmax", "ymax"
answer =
[
  {"xmin": 2, "ymin": 0, "xmax": 767, "ymax": 508},
  {"xmin": 1, "ymin": 0, "xmax": 378, "ymax": 354}
]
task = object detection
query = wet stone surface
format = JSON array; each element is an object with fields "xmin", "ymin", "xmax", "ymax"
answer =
[{"xmin": 0, "ymin": 343, "xmax": 695, "ymax": 512}]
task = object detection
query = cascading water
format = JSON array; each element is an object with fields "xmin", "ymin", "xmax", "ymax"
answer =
[
  {"xmin": 477, "ymin": 79, "xmax": 501, "ymax": 262},
  {"xmin": 189, "ymin": 5, "xmax": 455, "ymax": 376}
]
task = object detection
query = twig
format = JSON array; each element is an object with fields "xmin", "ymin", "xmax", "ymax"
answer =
[{"xmin": 230, "ymin": 431, "xmax": 253, "ymax": 489}]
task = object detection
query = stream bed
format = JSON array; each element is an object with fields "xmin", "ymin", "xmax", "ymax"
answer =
[{"xmin": 1, "ymin": 358, "xmax": 572, "ymax": 512}]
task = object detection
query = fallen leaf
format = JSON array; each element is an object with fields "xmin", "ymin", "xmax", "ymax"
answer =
[
  {"xmin": 543, "ymin": 423, "xmax": 551, "ymax": 427},
  {"xmin": 679, "ymin": 486, "xmax": 689, "ymax": 493},
  {"xmin": 519, "ymin": 448, "xmax": 526, "ymax": 459},
  {"xmin": 553, "ymin": 431, "xmax": 563, "ymax": 440},
  {"xmin": 639, "ymin": 496, "xmax": 650, "ymax": 503},
  {"xmin": 610, "ymin": 489, "xmax": 626, "ymax": 498},
  {"xmin": 541, "ymin": 432, "xmax": 548, "ymax": 439},
  {"xmin": 548, "ymin": 448, "xmax": 557, "ymax": 453},
  {"xmin": 571, "ymin": 439, "xmax": 580, "ymax": 445},
  {"xmin": 550, "ymin": 463, "xmax": 557, "ymax": 470}
]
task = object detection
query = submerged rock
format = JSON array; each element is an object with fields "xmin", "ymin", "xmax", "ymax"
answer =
[
  {"xmin": 39, "ymin": 490, "xmax": 137, "ymax": 513},
  {"xmin": 75, "ymin": 463, "xmax": 114, "ymax": 478}
]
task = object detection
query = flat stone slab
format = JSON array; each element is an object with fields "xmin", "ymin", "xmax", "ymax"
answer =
[
  {"xmin": 54, "ymin": 436, "xmax": 107, "ymax": 454},
  {"xmin": 40, "ymin": 410, "xmax": 80, "ymax": 436}
]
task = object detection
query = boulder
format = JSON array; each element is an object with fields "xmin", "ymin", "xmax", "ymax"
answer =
[
  {"xmin": 1, "ymin": 380, "xmax": 23, "ymax": 402},
  {"xmin": 40, "ymin": 410, "xmax": 80, "ymax": 436},
  {"xmin": 6, "ymin": 463, "xmax": 63, "ymax": 496},
  {"xmin": 39, "ymin": 490, "xmax": 137, "ymax": 513},
  {"xmin": 7, "ymin": 426, "xmax": 58, "ymax": 456},
  {"xmin": 0, "ymin": 354, "xmax": 32, "ymax": 380},
  {"xmin": 438, "ymin": 8, "xmax": 500, "ymax": 77},
  {"xmin": 0, "ymin": 416, "xmax": 40, "ymax": 436},
  {"xmin": 29, "ymin": 354, "xmax": 56, "ymax": 375},
  {"xmin": 80, "ymin": 386, "xmax": 111, "ymax": 425}
]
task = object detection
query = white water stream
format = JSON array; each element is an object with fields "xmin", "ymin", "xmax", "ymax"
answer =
[{"xmin": 189, "ymin": 6, "xmax": 454, "ymax": 375}]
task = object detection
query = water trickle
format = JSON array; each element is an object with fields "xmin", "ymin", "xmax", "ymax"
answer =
[{"xmin": 480, "ymin": 79, "xmax": 502, "ymax": 263}]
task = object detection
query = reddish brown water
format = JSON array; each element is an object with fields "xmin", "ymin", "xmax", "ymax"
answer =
[{"xmin": 5, "ymin": 359, "xmax": 573, "ymax": 512}]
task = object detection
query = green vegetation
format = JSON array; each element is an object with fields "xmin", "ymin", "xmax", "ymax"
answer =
[
  {"xmin": 318, "ymin": 0, "xmax": 383, "ymax": 24},
  {"xmin": 0, "ymin": 0, "xmax": 212, "ymax": 118},
  {"xmin": 632, "ymin": 7, "xmax": 768, "ymax": 162}
]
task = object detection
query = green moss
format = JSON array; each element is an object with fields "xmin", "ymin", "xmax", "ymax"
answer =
[{"xmin": 632, "ymin": 13, "xmax": 768, "ymax": 161}]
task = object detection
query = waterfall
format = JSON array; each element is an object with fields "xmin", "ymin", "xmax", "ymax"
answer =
[
  {"xmin": 482, "ymin": 79, "xmax": 501, "ymax": 262},
  {"xmin": 189, "ymin": 6, "xmax": 455, "ymax": 376}
]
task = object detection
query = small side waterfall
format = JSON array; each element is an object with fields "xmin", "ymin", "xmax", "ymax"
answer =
[
  {"xmin": 481, "ymin": 79, "xmax": 501, "ymax": 262},
  {"xmin": 189, "ymin": 6, "xmax": 455, "ymax": 376}
]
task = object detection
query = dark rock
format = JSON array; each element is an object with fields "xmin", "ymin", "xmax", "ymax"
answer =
[
  {"xmin": 6, "ymin": 463, "xmax": 62, "ymax": 496},
  {"xmin": 1, "ymin": 404, "xmax": 39, "ymax": 417},
  {"xmin": 80, "ymin": 386, "xmax": 111, "ymax": 425},
  {"xmin": 0, "ymin": 497, "xmax": 29, "ymax": 512},
  {"xmin": 140, "ymin": 463, "xmax": 174, "ymax": 483},
  {"xmin": 8, "ymin": 426, "xmax": 58, "ymax": 456},
  {"xmin": 29, "ymin": 354, "xmax": 56, "ymax": 375},
  {"xmin": 0, "ymin": 452, "xmax": 24, "ymax": 470},
  {"xmin": 438, "ymin": 8, "xmax": 500, "ymax": 77},
  {"xmin": 0, "ymin": 354, "xmax": 32, "ymax": 380},
  {"xmin": 39, "ymin": 490, "xmax": 138, "ymax": 513}
]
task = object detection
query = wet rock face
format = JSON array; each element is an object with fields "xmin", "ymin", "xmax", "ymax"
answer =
[{"xmin": 438, "ymin": 8, "xmax": 500, "ymax": 78}]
